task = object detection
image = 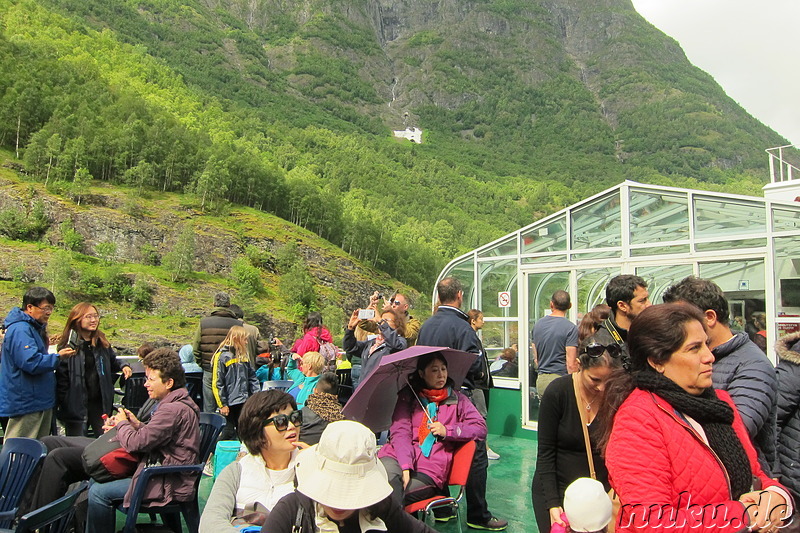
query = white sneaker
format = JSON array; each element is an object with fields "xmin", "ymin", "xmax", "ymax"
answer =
[{"xmin": 486, "ymin": 447, "xmax": 500, "ymax": 460}]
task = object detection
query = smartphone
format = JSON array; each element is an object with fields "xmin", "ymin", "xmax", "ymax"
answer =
[
  {"xmin": 67, "ymin": 329, "xmax": 79, "ymax": 350},
  {"xmin": 358, "ymin": 308, "xmax": 375, "ymax": 320},
  {"xmin": 113, "ymin": 403, "xmax": 125, "ymax": 411}
]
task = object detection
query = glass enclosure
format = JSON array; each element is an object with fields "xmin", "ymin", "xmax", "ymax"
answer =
[{"xmin": 435, "ymin": 181, "xmax": 800, "ymax": 430}]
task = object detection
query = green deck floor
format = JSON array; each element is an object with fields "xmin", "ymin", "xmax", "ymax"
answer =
[{"xmin": 194, "ymin": 433, "xmax": 539, "ymax": 533}]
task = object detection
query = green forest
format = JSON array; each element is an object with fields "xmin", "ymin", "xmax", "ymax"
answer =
[{"xmin": 0, "ymin": 0, "xmax": 792, "ymax": 293}]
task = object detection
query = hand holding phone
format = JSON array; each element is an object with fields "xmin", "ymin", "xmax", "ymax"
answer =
[{"xmin": 67, "ymin": 329, "xmax": 79, "ymax": 350}]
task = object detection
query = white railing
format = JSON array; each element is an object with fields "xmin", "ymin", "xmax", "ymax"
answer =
[{"xmin": 766, "ymin": 145, "xmax": 800, "ymax": 183}]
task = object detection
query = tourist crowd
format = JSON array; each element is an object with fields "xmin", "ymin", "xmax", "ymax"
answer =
[{"xmin": 0, "ymin": 271, "xmax": 798, "ymax": 533}]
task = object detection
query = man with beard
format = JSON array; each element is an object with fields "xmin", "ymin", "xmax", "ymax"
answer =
[{"xmin": 593, "ymin": 275, "xmax": 651, "ymax": 361}]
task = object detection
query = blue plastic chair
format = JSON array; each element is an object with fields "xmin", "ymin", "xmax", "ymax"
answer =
[
  {"xmin": 1, "ymin": 481, "xmax": 88, "ymax": 533},
  {"xmin": 119, "ymin": 412, "xmax": 226, "ymax": 533},
  {"xmin": 261, "ymin": 380, "xmax": 294, "ymax": 392},
  {"xmin": 0, "ymin": 438, "xmax": 48, "ymax": 528}
]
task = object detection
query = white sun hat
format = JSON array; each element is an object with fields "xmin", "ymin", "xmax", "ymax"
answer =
[
  {"xmin": 295, "ymin": 420, "xmax": 392, "ymax": 510},
  {"xmin": 563, "ymin": 477, "xmax": 613, "ymax": 532}
]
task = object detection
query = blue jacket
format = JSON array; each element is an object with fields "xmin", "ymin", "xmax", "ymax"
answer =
[{"xmin": 0, "ymin": 307, "xmax": 60, "ymax": 417}]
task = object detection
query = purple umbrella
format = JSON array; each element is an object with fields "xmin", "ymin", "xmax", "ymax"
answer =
[{"xmin": 342, "ymin": 345, "xmax": 477, "ymax": 432}]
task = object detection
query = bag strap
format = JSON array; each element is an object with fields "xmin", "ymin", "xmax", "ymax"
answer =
[
  {"xmin": 291, "ymin": 504, "xmax": 305, "ymax": 533},
  {"xmin": 573, "ymin": 373, "xmax": 597, "ymax": 480}
]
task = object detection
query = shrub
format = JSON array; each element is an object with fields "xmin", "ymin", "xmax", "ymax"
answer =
[
  {"xmin": 232, "ymin": 256, "xmax": 263, "ymax": 297},
  {"xmin": 60, "ymin": 220, "xmax": 84, "ymax": 252}
]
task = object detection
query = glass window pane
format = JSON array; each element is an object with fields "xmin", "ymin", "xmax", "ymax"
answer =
[
  {"xmin": 695, "ymin": 238, "xmax": 766, "ymax": 252},
  {"xmin": 571, "ymin": 192, "xmax": 622, "ymax": 250},
  {"xmin": 635, "ymin": 264, "xmax": 694, "ymax": 304},
  {"xmin": 481, "ymin": 320, "xmax": 519, "ymax": 380},
  {"xmin": 775, "ymin": 236, "xmax": 800, "ymax": 317},
  {"xmin": 440, "ymin": 256, "xmax": 475, "ymax": 310},
  {"xmin": 521, "ymin": 215, "xmax": 567, "ymax": 253},
  {"xmin": 526, "ymin": 271, "xmax": 570, "ymax": 425},
  {"xmin": 698, "ymin": 260, "xmax": 765, "ymax": 331},
  {"xmin": 630, "ymin": 244, "xmax": 691, "ymax": 256},
  {"xmin": 694, "ymin": 197, "xmax": 766, "ymax": 238},
  {"xmin": 576, "ymin": 268, "xmax": 620, "ymax": 315},
  {"xmin": 773, "ymin": 207, "xmax": 800, "ymax": 233},
  {"xmin": 479, "ymin": 259, "xmax": 518, "ymax": 317},
  {"xmin": 629, "ymin": 190, "xmax": 689, "ymax": 244},
  {"xmin": 478, "ymin": 236, "xmax": 518, "ymax": 258}
]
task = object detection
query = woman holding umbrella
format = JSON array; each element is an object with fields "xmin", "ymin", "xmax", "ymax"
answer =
[{"xmin": 378, "ymin": 351, "xmax": 487, "ymax": 506}]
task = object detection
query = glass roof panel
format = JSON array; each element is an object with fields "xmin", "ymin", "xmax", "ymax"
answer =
[
  {"xmin": 440, "ymin": 256, "xmax": 476, "ymax": 309},
  {"xmin": 630, "ymin": 244, "xmax": 690, "ymax": 256},
  {"xmin": 629, "ymin": 190, "xmax": 689, "ymax": 244},
  {"xmin": 521, "ymin": 254, "xmax": 567, "ymax": 265},
  {"xmin": 694, "ymin": 197, "xmax": 765, "ymax": 238},
  {"xmin": 521, "ymin": 215, "xmax": 567, "ymax": 254},
  {"xmin": 695, "ymin": 238, "xmax": 766, "ymax": 252},
  {"xmin": 570, "ymin": 250, "xmax": 621, "ymax": 261},
  {"xmin": 478, "ymin": 235, "xmax": 518, "ymax": 258},
  {"xmin": 773, "ymin": 207, "xmax": 800, "ymax": 233},
  {"xmin": 571, "ymin": 192, "xmax": 622, "ymax": 250}
]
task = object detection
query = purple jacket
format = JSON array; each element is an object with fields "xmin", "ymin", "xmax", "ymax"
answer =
[
  {"xmin": 116, "ymin": 387, "xmax": 200, "ymax": 508},
  {"xmin": 378, "ymin": 386, "xmax": 486, "ymax": 488}
]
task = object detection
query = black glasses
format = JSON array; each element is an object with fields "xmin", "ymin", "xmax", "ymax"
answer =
[
  {"xmin": 263, "ymin": 410, "xmax": 302, "ymax": 432},
  {"xmin": 31, "ymin": 304, "xmax": 55, "ymax": 313},
  {"xmin": 582, "ymin": 342, "xmax": 622, "ymax": 359}
]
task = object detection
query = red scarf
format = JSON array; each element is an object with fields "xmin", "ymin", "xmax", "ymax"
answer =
[{"xmin": 417, "ymin": 387, "xmax": 449, "ymax": 445}]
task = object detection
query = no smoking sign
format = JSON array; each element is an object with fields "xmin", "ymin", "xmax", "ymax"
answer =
[{"xmin": 498, "ymin": 291, "xmax": 511, "ymax": 308}]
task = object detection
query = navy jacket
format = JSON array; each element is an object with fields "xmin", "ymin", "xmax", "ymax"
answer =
[
  {"xmin": 417, "ymin": 306, "xmax": 490, "ymax": 390},
  {"xmin": 0, "ymin": 307, "xmax": 60, "ymax": 417}
]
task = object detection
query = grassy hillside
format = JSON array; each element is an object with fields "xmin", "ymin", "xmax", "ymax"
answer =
[{"xmin": 0, "ymin": 150, "xmax": 424, "ymax": 351}]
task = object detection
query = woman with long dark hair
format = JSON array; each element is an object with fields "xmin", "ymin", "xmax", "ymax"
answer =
[
  {"xmin": 378, "ymin": 352, "xmax": 487, "ymax": 506},
  {"xmin": 531, "ymin": 306, "xmax": 622, "ymax": 533},
  {"xmin": 56, "ymin": 302, "xmax": 132, "ymax": 437},
  {"xmin": 602, "ymin": 303, "xmax": 791, "ymax": 533}
]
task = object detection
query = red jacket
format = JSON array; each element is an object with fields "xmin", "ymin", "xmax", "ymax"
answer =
[
  {"xmin": 606, "ymin": 388, "xmax": 786, "ymax": 533},
  {"xmin": 291, "ymin": 327, "xmax": 333, "ymax": 356}
]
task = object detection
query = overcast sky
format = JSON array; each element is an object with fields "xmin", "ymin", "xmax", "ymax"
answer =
[{"xmin": 630, "ymin": 0, "xmax": 800, "ymax": 148}]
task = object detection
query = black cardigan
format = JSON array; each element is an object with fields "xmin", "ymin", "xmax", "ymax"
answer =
[{"xmin": 531, "ymin": 374, "xmax": 610, "ymax": 532}]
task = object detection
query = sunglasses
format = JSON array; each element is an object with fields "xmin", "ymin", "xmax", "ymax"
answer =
[
  {"xmin": 582, "ymin": 342, "xmax": 622, "ymax": 359},
  {"xmin": 263, "ymin": 410, "xmax": 303, "ymax": 432}
]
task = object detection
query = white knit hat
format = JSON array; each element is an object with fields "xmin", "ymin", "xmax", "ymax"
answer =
[
  {"xmin": 295, "ymin": 420, "xmax": 392, "ymax": 510},
  {"xmin": 563, "ymin": 478, "xmax": 612, "ymax": 532}
]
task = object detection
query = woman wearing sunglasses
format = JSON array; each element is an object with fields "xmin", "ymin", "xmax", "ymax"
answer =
[
  {"xmin": 200, "ymin": 390, "xmax": 307, "ymax": 533},
  {"xmin": 531, "ymin": 305, "xmax": 622, "ymax": 533}
]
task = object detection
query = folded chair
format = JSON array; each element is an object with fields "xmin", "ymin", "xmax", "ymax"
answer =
[
  {"xmin": 0, "ymin": 438, "xmax": 48, "ymax": 528},
  {"xmin": 118, "ymin": 412, "xmax": 226, "ymax": 533},
  {"xmin": 1, "ymin": 481, "xmax": 89, "ymax": 533},
  {"xmin": 404, "ymin": 440, "xmax": 476, "ymax": 533}
]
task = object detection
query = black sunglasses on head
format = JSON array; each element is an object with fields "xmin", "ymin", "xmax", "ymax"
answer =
[
  {"xmin": 582, "ymin": 342, "xmax": 622, "ymax": 359},
  {"xmin": 263, "ymin": 410, "xmax": 303, "ymax": 432}
]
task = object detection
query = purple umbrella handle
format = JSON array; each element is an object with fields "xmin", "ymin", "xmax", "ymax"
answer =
[{"xmin": 407, "ymin": 375, "xmax": 435, "ymax": 425}]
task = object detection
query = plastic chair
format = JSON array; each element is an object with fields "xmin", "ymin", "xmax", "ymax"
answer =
[
  {"xmin": 404, "ymin": 440, "xmax": 476, "ymax": 533},
  {"xmin": 4, "ymin": 481, "xmax": 88, "ymax": 533},
  {"xmin": 119, "ymin": 412, "xmax": 226, "ymax": 533},
  {"xmin": 185, "ymin": 373, "xmax": 204, "ymax": 410},
  {"xmin": 0, "ymin": 438, "xmax": 48, "ymax": 528},
  {"xmin": 261, "ymin": 380, "xmax": 294, "ymax": 392},
  {"xmin": 120, "ymin": 373, "xmax": 149, "ymax": 414},
  {"xmin": 335, "ymin": 368, "xmax": 353, "ymax": 405}
]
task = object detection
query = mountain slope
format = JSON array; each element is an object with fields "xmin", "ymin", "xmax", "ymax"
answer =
[{"xmin": 0, "ymin": 0, "xmax": 792, "ymax": 292}]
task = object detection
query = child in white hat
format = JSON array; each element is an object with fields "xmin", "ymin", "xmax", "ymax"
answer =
[{"xmin": 562, "ymin": 478, "xmax": 613, "ymax": 533}]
